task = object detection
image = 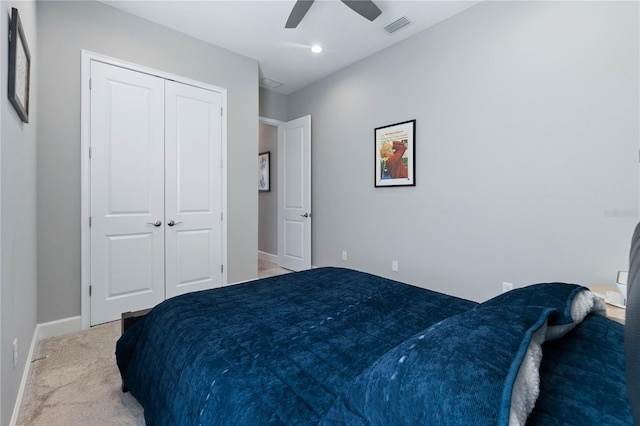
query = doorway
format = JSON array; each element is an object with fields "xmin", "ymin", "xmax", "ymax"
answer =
[
  {"xmin": 258, "ymin": 118, "xmax": 283, "ymax": 275},
  {"xmin": 258, "ymin": 115, "xmax": 312, "ymax": 273}
]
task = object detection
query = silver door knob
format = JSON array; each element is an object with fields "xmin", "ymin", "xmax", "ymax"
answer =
[
  {"xmin": 300, "ymin": 213, "xmax": 311, "ymax": 218},
  {"xmin": 167, "ymin": 220, "xmax": 183, "ymax": 227},
  {"xmin": 147, "ymin": 220, "xmax": 162, "ymax": 227}
]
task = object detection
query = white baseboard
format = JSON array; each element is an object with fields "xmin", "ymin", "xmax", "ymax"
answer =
[
  {"xmin": 10, "ymin": 325, "xmax": 39, "ymax": 425},
  {"xmin": 258, "ymin": 250, "xmax": 278, "ymax": 263},
  {"xmin": 37, "ymin": 316, "xmax": 82, "ymax": 340},
  {"xmin": 10, "ymin": 316, "xmax": 82, "ymax": 425}
]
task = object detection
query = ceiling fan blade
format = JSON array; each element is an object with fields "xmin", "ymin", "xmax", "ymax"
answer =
[
  {"xmin": 341, "ymin": 0, "xmax": 382, "ymax": 22},
  {"xmin": 285, "ymin": 0, "xmax": 315, "ymax": 28}
]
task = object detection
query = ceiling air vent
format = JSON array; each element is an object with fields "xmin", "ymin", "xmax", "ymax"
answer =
[
  {"xmin": 260, "ymin": 77, "xmax": 283, "ymax": 89},
  {"xmin": 383, "ymin": 16, "xmax": 411, "ymax": 34}
]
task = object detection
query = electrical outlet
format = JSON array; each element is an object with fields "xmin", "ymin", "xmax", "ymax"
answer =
[
  {"xmin": 502, "ymin": 282, "xmax": 514, "ymax": 293},
  {"xmin": 13, "ymin": 338, "xmax": 18, "ymax": 368},
  {"xmin": 341, "ymin": 251, "xmax": 347, "ymax": 261},
  {"xmin": 392, "ymin": 261, "xmax": 399, "ymax": 272}
]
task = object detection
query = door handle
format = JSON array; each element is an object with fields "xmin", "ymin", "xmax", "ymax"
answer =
[
  {"xmin": 300, "ymin": 213, "xmax": 311, "ymax": 218},
  {"xmin": 167, "ymin": 220, "xmax": 183, "ymax": 227},
  {"xmin": 147, "ymin": 220, "xmax": 162, "ymax": 227}
]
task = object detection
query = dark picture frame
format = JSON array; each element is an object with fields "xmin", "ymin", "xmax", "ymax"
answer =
[
  {"xmin": 8, "ymin": 7, "xmax": 31, "ymax": 123},
  {"xmin": 259, "ymin": 151, "xmax": 271, "ymax": 192},
  {"xmin": 374, "ymin": 119, "xmax": 416, "ymax": 187}
]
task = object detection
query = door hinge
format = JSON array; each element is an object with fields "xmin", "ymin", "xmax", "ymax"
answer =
[
  {"xmin": 89, "ymin": 147, "xmax": 92, "ymax": 158},
  {"xmin": 89, "ymin": 78, "xmax": 92, "ymax": 90},
  {"xmin": 89, "ymin": 216, "xmax": 92, "ymax": 227},
  {"xmin": 89, "ymin": 285, "xmax": 92, "ymax": 297},
  {"xmin": 220, "ymin": 107, "xmax": 223, "ymax": 116},
  {"xmin": 221, "ymin": 264, "xmax": 224, "ymax": 273},
  {"xmin": 221, "ymin": 212, "xmax": 223, "ymax": 221}
]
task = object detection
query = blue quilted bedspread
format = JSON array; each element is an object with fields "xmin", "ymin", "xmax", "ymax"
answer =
[
  {"xmin": 116, "ymin": 267, "xmax": 633, "ymax": 425},
  {"xmin": 529, "ymin": 314, "xmax": 633, "ymax": 425},
  {"xmin": 117, "ymin": 267, "xmax": 475, "ymax": 425}
]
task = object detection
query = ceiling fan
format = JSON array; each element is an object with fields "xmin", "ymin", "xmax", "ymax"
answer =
[{"xmin": 285, "ymin": 0, "xmax": 382, "ymax": 29}]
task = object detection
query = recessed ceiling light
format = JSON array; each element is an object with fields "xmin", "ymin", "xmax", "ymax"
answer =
[{"xmin": 311, "ymin": 44, "xmax": 323, "ymax": 54}]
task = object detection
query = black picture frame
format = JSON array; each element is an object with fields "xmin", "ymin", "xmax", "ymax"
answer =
[
  {"xmin": 374, "ymin": 119, "xmax": 416, "ymax": 187},
  {"xmin": 8, "ymin": 7, "xmax": 31, "ymax": 123},
  {"xmin": 259, "ymin": 151, "xmax": 271, "ymax": 192}
]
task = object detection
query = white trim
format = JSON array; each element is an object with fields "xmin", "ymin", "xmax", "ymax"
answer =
[
  {"xmin": 258, "ymin": 251, "xmax": 278, "ymax": 264},
  {"xmin": 259, "ymin": 116, "xmax": 284, "ymax": 126},
  {"xmin": 221, "ymin": 91, "xmax": 228, "ymax": 288},
  {"xmin": 80, "ymin": 50, "xmax": 228, "ymax": 329},
  {"xmin": 0, "ymin": 8, "xmax": 3, "ymax": 422},
  {"xmin": 36, "ymin": 316, "xmax": 82, "ymax": 341},
  {"xmin": 0, "ymin": 62, "xmax": 2, "ymax": 426},
  {"xmin": 9, "ymin": 317, "xmax": 83, "ymax": 425},
  {"xmin": 83, "ymin": 51, "xmax": 228, "ymax": 93},
  {"xmin": 9, "ymin": 326, "xmax": 38, "ymax": 426},
  {"xmin": 80, "ymin": 51, "xmax": 91, "ymax": 330}
]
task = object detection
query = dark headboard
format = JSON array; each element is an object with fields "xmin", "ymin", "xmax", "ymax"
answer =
[{"xmin": 626, "ymin": 222, "xmax": 640, "ymax": 423}]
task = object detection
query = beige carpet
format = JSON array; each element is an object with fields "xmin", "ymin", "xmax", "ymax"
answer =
[
  {"xmin": 16, "ymin": 320, "xmax": 144, "ymax": 426},
  {"xmin": 17, "ymin": 261, "xmax": 290, "ymax": 425},
  {"xmin": 258, "ymin": 259, "xmax": 292, "ymax": 278}
]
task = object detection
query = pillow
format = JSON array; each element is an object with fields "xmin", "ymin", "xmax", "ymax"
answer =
[
  {"xmin": 478, "ymin": 283, "xmax": 605, "ymax": 340},
  {"xmin": 321, "ymin": 306, "xmax": 553, "ymax": 426}
]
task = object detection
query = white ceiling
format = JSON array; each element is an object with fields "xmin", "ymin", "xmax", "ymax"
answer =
[{"xmin": 101, "ymin": 0, "xmax": 480, "ymax": 95}]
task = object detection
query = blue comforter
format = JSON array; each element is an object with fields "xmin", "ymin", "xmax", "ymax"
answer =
[{"xmin": 116, "ymin": 267, "xmax": 633, "ymax": 425}]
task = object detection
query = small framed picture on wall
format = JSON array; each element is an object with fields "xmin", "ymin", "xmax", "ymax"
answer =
[
  {"xmin": 259, "ymin": 151, "xmax": 270, "ymax": 192},
  {"xmin": 8, "ymin": 7, "xmax": 31, "ymax": 123},
  {"xmin": 374, "ymin": 119, "xmax": 416, "ymax": 187}
]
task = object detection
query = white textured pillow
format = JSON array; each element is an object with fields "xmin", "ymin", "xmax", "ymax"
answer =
[{"xmin": 546, "ymin": 289, "xmax": 606, "ymax": 340}]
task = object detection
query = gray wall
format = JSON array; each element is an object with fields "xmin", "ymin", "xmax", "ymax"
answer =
[
  {"xmin": 288, "ymin": 1, "xmax": 639, "ymax": 302},
  {"xmin": 259, "ymin": 123, "xmax": 278, "ymax": 255},
  {"xmin": 260, "ymin": 87, "xmax": 288, "ymax": 122},
  {"xmin": 36, "ymin": 1, "xmax": 259, "ymax": 323},
  {"xmin": 1, "ymin": 1, "xmax": 38, "ymax": 423}
]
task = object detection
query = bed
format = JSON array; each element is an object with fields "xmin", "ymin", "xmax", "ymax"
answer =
[{"xmin": 117, "ymin": 233, "xmax": 640, "ymax": 425}]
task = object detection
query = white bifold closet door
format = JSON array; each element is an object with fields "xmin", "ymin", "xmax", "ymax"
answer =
[
  {"xmin": 164, "ymin": 80, "xmax": 223, "ymax": 299},
  {"xmin": 90, "ymin": 61, "xmax": 223, "ymax": 326}
]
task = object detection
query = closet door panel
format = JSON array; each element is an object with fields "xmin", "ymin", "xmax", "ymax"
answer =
[
  {"xmin": 90, "ymin": 61, "xmax": 166, "ymax": 325},
  {"xmin": 165, "ymin": 81, "xmax": 223, "ymax": 298}
]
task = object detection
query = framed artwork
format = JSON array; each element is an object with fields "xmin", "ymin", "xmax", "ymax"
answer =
[
  {"xmin": 258, "ymin": 151, "xmax": 270, "ymax": 192},
  {"xmin": 8, "ymin": 7, "xmax": 31, "ymax": 123},
  {"xmin": 374, "ymin": 119, "xmax": 416, "ymax": 187}
]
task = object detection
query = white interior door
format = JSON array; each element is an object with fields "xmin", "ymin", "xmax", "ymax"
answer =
[
  {"xmin": 165, "ymin": 81, "xmax": 224, "ymax": 298},
  {"xmin": 278, "ymin": 115, "xmax": 311, "ymax": 271},
  {"xmin": 90, "ymin": 61, "xmax": 166, "ymax": 325}
]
